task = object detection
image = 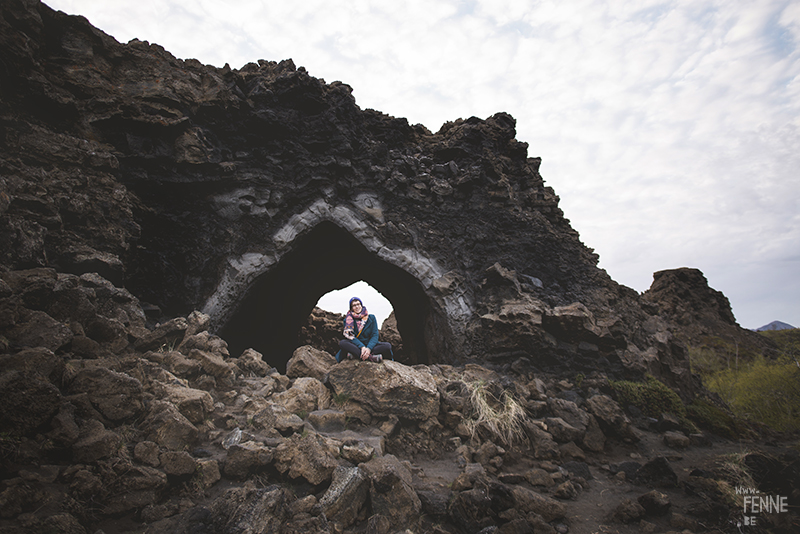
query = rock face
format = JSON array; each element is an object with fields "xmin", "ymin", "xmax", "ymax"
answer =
[
  {"xmin": 642, "ymin": 268, "xmax": 775, "ymax": 357},
  {"xmin": 0, "ymin": 0, "xmax": 694, "ymax": 389}
]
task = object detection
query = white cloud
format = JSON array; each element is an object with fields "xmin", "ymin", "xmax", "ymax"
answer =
[{"xmin": 43, "ymin": 0, "xmax": 800, "ymax": 329}]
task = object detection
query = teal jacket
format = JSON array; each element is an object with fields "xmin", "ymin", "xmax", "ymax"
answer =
[
  {"xmin": 347, "ymin": 314, "xmax": 380, "ymax": 350},
  {"xmin": 335, "ymin": 314, "xmax": 379, "ymax": 362}
]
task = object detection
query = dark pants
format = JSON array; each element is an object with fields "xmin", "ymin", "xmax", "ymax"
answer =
[{"xmin": 338, "ymin": 339, "xmax": 393, "ymax": 360}]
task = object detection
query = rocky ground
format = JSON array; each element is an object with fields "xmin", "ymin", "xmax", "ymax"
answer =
[{"xmin": 1, "ymin": 268, "xmax": 798, "ymax": 534}]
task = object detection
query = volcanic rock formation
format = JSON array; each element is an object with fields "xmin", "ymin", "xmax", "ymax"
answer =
[
  {"xmin": 0, "ymin": 0, "xmax": 695, "ymax": 392},
  {"xmin": 2, "ymin": 3, "xmax": 799, "ymax": 534}
]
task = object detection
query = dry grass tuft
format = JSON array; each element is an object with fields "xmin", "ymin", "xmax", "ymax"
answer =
[{"xmin": 461, "ymin": 379, "xmax": 527, "ymax": 446}]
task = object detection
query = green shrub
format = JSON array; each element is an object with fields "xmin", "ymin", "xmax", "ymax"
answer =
[
  {"xmin": 686, "ymin": 398, "xmax": 739, "ymax": 439},
  {"xmin": 610, "ymin": 375, "xmax": 686, "ymax": 418}
]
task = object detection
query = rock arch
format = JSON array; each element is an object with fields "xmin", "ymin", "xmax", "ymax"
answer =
[{"xmin": 203, "ymin": 200, "xmax": 468, "ymax": 370}]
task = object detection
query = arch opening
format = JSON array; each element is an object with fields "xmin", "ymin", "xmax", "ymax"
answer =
[{"xmin": 219, "ymin": 221, "xmax": 447, "ymax": 371}]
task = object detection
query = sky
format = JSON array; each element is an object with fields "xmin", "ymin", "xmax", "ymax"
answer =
[{"xmin": 44, "ymin": 0, "xmax": 800, "ymax": 330}]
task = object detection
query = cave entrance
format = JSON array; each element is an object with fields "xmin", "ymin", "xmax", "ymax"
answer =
[{"xmin": 219, "ymin": 221, "xmax": 441, "ymax": 371}]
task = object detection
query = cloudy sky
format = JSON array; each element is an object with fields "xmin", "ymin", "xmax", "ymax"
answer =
[{"xmin": 45, "ymin": 0, "xmax": 800, "ymax": 329}]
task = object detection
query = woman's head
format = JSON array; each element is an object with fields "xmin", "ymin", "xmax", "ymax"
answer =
[{"xmin": 349, "ymin": 297, "xmax": 363, "ymax": 312}]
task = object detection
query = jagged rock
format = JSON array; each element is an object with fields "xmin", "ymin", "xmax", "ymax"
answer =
[
  {"xmin": 545, "ymin": 417, "xmax": 584, "ymax": 443},
  {"xmin": 5, "ymin": 309, "xmax": 73, "ymax": 352},
  {"xmin": 522, "ymin": 421, "xmax": 560, "ymax": 460},
  {"xmin": 317, "ymin": 466, "xmax": 369, "ymax": 528},
  {"xmin": 547, "ymin": 398, "xmax": 590, "ymax": 433},
  {"xmin": 340, "ymin": 440, "xmax": 375, "ymax": 464},
  {"xmin": 140, "ymin": 400, "xmax": 199, "ymax": 451},
  {"xmin": 72, "ymin": 419, "xmax": 121, "ymax": 463},
  {"xmin": 187, "ymin": 348, "xmax": 235, "ymax": 382},
  {"xmin": 273, "ymin": 432, "xmax": 340, "ymax": 485},
  {"xmin": 133, "ymin": 317, "xmax": 191, "ymax": 352},
  {"xmin": 252, "ymin": 403, "xmax": 304, "ymax": 435},
  {"xmin": 158, "ymin": 383, "xmax": 215, "ymax": 424},
  {"xmin": 235, "ymin": 348, "xmax": 270, "ymax": 377},
  {"xmin": 448, "ymin": 487, "xmax": 494, "ymax": 532},
  {"xmin": 663, "ymin": 430, "xmax": 690, "ymax": 449},
  {"xmin": 611, "ymin": 498, "xmax": 646, "ymax": 523},
  {"xmin": 452, "ymin": 462, "xmax": 488, "ymax": 491},
  {"xmin": 134, "ymin": 441, "xmax": 161, "ymax": 467},
  {"xmin": 223, "ymin": 443, "xmax": 273, "ymax": 480},
  {"xmin": 509, "ymin": 485, "xmax": 568, "ymax": 521},
  {"xmin": 209, "ymin": 485, "xmax": 295, "ymax": 534},
  {"xmin": 103, "ymin": 465, "xmax": 168, "ymax": 514},
  {"xmin": 162, "ymin": 350, "xmax": 203, "ymax": 378},
  {"xmin": 196, "ymin": 459, "xmax": 221, "ymax": 489},
  {"xmin": 0, "ymin": 478, "xmax": 48, "ymax": 519},
  {"xmin": 272, "ymin": 376, "xmax": 331, "ymax": 415},
  {"xmin": 525, "ymin": 468, "xmax": 555, "ymax": 487},
  {"xmin": 635, "ymin": 457, "xmax": 678, "ymax": 488},
  {"xmin": 0, "ymin": 370, "xmax": 61, "ymax": 436},
  {"xmin": 326, "ymin": 360, "xmax": 439, "ymax": 420},
  {"xmin": 68, "ymin": 366, "xmax": 145, "ymax": 422},
  {"xmin": 0, "ymin": 347, "xmax": 65, "ymax": 386},
  {"xmin": 379, "ymin": 311, "xmax": 404, "ymax": 357},
  {"xmin": 554, "ymin": 481, "xmax": 579, "ymax": 500},
  {"xmin": 585, "ymin": 394, "xmax": 638, "ymax": 443},
  {"xmin": 286, "ymin": 344, "xmax": 337, "ymax": 381},
  {"xmin": 160, "ymin": 450, "xmax": 197, "ymax": 476},
  {"xmin": 581, "ymin": 415, "xmax": 606, "ymax": 452},
  {"xmin": 361, "ymin": 454, "xmax": 422, "ymax": 530},
  {"xmin": 559, "ymin": 441, "xmax": 586, "ymax": 461},
  {"xmin": 638, "ymin": 490, "xmax": 671, "ymax": 515},
  {"xmin": 47, "ymin": 401, "xmax": 81, "ymax": 446}
]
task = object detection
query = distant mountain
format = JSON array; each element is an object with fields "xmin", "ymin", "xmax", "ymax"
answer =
[{"xmin": 756, "ymin": 321, "xmax": 796, "ymax": 331}]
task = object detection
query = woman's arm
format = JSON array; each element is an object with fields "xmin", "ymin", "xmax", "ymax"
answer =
[{"xmin": 362, "ymin": 316, "xmax": 380, "ymax": 350}]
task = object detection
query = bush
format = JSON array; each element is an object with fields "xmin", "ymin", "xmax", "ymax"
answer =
[
  {"xmin": 686, "ymin": 398, "xmax": 739, "ymax": 439},
  {"xmin": 610, "ymin": 375, "xmax": 686, "ymax": 418}
]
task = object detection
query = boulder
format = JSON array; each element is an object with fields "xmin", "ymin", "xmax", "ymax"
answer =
[
  {"xmin": 635, "ymin": 457, "xmax": 678, "ymax": 488},
  {"xmin": 0, "ymin": 370, "xmax": 61, "ymax": 436},
  {"xmin": 160, "ymin": 383, "xmax": 215, "ymax": 424},
  {"xmin": 209, "ymin": 485, "xmax": 294, "ymax": 534},
  {"xmin": 286, "ymin": 345, "xmax": 337, "ymax": 381},
  {"xmin": 5, "ymin": 310, "xmax": 73, "ymax": 352},
  {"xmin": 0, "ymin": 347, "xmax": 66, "ymax": 386},
  {"xmin": 273, "ymin": 432, "xmax": 340, "ymax": 485},
  {"xmin": 69, "ymin": 366, "xmax": 144, "ymax": 422},
  {"xmin": 361, "ymin": 455, "xmax": 421, "ymax": 530},
  {"xmin": 638, "ymin": 490, "xmax": 671, "ymax": 515},
  {"xmin": 585, "ymin": 394, "xmax": 638, "ymax": 443},
  {"xmin": 140, "ymin": 400, "xmax": 199, "ymax": 451},
  {"xmin": 160, "ymin": 450, "xmax": 198, "ymax": 476},
  {"xmin": 663, "ymin": 430, "xmax": 690, "ymax": 449},
  {"xmin": 134, "ymin": 441, "xmax": 161, "ymax": 467},
  {"xmin": 103, "ymin": 466, "xmax": 168, "ymax": 514},
  {"xmin": 545, "ymin": 417, "xmax": 584, "ymax": 443},
  {"xmin": 326, "ymin": 360, "xmax": 440, "ymax": 420},
  {"xmin": 509, "ymin": 485, "xmax": 568, "ymax": 522},
  {"xmin": 272, "ymin": 376, "xmax": 331, "ymax": 415},
  {"xmin": 448, "ymin": 487, "xmax": 494, "ymax": 532},
  {"xmin": 612, "ymin": 499, "xmax": 646, "ymax": 523},
  {"xmin": 522, "ymin": 421, "xmax": 560, "ymax": 460},
  {"xmin": 72, "ymin": 420, "xmax": 121, "ymax": 463},
  {"xmin": 547, "ymin": 398, "xmax": 590, "ymax": 434},
  {"xmin": 317, "ymin": 466, "xmax": 369, "ymax": 528},
  {"xmin": 235, "ymin": 348, "xmax": 271, "ymax": 377},
  {"xmin": 187, "ymin": 348, "xmax": 235, "ymax": 382},
  {"xmin": 223, "ymin": 443, "xmax": 273, "ymax": 480}
]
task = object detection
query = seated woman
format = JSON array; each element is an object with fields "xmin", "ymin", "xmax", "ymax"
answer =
[{"xmin": 335, "ymin": 297, "xmax": 393, "ymax": 363}]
